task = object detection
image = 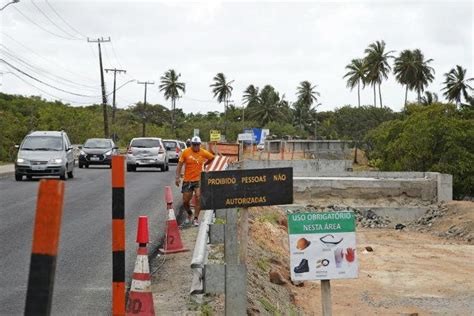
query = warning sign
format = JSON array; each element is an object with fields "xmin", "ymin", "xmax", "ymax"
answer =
[
  {"xmin": 287, "ymin": 211, "xmax": 358, "ymax": 281},
  {"xmin": 210, "ymin": 130, "xmax": 221, "ymax": 142},
  {"xmin": 200, "ymin": 168, "xmax": 293, "ymax": 209}
]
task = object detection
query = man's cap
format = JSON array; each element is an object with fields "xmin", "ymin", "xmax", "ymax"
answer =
[{"xmin": 191, "ymin": 136, "xmax": 201, "ymax": 144}]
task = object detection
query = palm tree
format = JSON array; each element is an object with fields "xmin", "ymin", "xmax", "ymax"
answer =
[
  {"xmin": 394, "ymin": 50, "xmax": 416, "ymax": 105},
  {"xmin": 364, "ymin": 40, "xmax": 394, "ymax": 107},
  {"xmin": 296, "ymin": 81, "xmax": 320, "ymax": 137},
  {"xmin": 242, "ymin": 84, "xmax": 260, "ymax": 128},
  {"xmin": 242, "ymin": 84, "xmax": 260, "ymax": 107},
  {"xmin": 343, "ymin": 59, "xmax": 367, "ymax": 107},
  {"xmin": 412, "ymin": 49, "xmax": 435, "ymax": 103},
  {"xmin": 248, "ymin": 85, "xmax": 287, "ymax": 125},
  {"xmin": 420, "ymin": 91, "xmax": 438, "ymax": 106},
  {"xmin": 296, "ymin": 81, "xmax": 320, "ymax": 107},
  {"xmin": 210, "ymin": 73, "xmax": 234, "ymax": 136},
  {"xmin": 159, "ymin": 69, "xmax": 185, "ymax": 133},
  {"xmin": 442, "ymin": 65, "xmax": 474, "ymax": 106}
]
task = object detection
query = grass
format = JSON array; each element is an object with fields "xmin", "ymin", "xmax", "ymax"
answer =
[
  {"xmin": 257, "ymin": 213, "xmax": 280, "ymax": 224},
  {"xmin": 257, "ymin": 257, "xmax": 270, "ymax": 272},
  {"xmin": 200, "ymin": 303, "xmax": 213, "ymax": 316},
  {"xmin": 214, "ymin": 218, "xmax": 226, "ymax": 225},
  {"xmin": 258, "ymin": 297, "xmax": 281, "ymax": 316}
]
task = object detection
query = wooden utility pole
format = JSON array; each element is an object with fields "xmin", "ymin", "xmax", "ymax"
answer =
[
  {"xmin": 88, "ymin": 37, "xmax": 111, "ymax": 138},
  {"xmin": 105, "ymin": 68, "xmax": 126, "ymax": 126},
  {"xmin": 137, "ymin": 81, "xmax": 155, "ymax": 137}
]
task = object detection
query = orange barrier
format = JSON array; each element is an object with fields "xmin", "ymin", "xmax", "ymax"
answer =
[
  {"xmin": 25, "ymin": 180, "xmax": 65, "ymax": 316},
  {"xmin": 112, "ymin": 155, "xmax": 126, "ymax": 316}
]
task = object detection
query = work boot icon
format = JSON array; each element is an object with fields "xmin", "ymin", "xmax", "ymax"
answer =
[{"xmin": 293, "ymin": 259, "xmax": 309, "ymax": 273}]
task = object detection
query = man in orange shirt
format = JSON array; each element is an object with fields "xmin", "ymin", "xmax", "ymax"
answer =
[{"xmin": 175, "ymin": 136, "xmax": 215, "ymax": 226}]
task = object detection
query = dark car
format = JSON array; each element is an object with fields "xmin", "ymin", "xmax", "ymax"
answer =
[{"xmin": 78, "ymin": 138, "xmax": 118, "ymax": 168}]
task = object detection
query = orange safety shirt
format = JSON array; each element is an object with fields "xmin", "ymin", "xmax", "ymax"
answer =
[{"xmin": 179, "ymin": 147, "xmax": 214, "ymax": 182}]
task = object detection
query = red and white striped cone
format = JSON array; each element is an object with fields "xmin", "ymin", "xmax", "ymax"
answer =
[{"xmin": 126, "ymin": 217, "xmax": 155, "ymax": 316}]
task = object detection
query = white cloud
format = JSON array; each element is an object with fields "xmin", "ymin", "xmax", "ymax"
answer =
[{"xmin": 1, "ymin": 0, "xmax": 472, "ymax": 114}]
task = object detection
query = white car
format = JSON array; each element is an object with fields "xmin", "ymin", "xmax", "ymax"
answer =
[
  {"xmin": 163, "ymin": 139, "xmax": 183, "ymax": 163},
  {"xmin": 126, "ymin": 137, "xmax": 169, "ymax": 172}
]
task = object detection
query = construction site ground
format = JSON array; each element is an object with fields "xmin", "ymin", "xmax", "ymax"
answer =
[{"xmin": 151, "ymin": 201, "xmax": 473, "ymax": 315}]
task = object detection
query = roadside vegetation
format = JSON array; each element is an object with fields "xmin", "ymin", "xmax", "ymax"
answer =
[{"xmin": 1, "ymin": 40, "xmax": 472, "ymax": 197}]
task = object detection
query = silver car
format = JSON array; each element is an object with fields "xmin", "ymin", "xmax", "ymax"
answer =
[
  {"xmin": 126, "ymin": 137, "xmax": 169, "ymax": 172},
  {"xmin": 15, "ymin": 131, "xmax": 75, "ymax": 181},
  {"xmin": 163, "ymin": 139, "xmax": 184, "ymax": 163}
]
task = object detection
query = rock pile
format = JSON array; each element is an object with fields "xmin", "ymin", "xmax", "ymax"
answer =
[{"xmin": 411, "ymin": 203, "xmax": 446, "ymax": 229}]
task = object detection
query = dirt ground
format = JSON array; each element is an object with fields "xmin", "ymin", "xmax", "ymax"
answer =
[
  {"xmin": 151, "ymin": 225, "xmax": 202, "ymax": 315},
  {"xmin": 150, "ymin": 202, "xmax": 473, "ymax": 315},
  {"xmin": 247, "ymin": 204, "xmax": 474, "ymax": 316}
]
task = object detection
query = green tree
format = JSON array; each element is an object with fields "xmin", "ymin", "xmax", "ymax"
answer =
[
  {"xmin": 210, "ymin": 73, "xmax": 234, "ymax": 136},
  {"xmin": 442, "ymin": 65, "xmax": 473, "ymax": 107},
  {"xmin": 364, "ymin": 40, "xmax": 394, "ymax": 107},
  {"xmin": 247, "ymin": 85, "xmax": 290, "ymax": 126},
  {"xmin": 420, "ymin": 91, "xmax": 438, "ymax": 106},
  {"xmin": 343, "ymin": 58, "xmax": 367, "ymax": 107},
  {"xmin": 394, "ymin": 49, "xmax": 416, "ymax": 105},
  {"xmin": 242, "ymin": 84, "xmax": 260, "ymax": 107},
  {"xmin": 412, "ymin": 49, "xmax": 435, "ymax": 103},
  {"xmin": 366, "ymin": 103, "xmax": 474, "ymax": 198},
  {"xmin": 295, "ymin": 80, "xmax": 320, "ymax": 137},
  {"xmin": 159, "ymin": 69, "xmax": 186, "ymax": 134}
]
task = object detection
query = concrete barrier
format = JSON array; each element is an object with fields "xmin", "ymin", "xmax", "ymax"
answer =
[
  {"xmin": 230, "ymin": 159, "xmax": 353, "ymax": 175},
  {"xmin": 231, "ymin": 161, "xmax": 453, "ymax": 204},
  {"xmin": 293, "ymin": 177, "xmax": 437, "ymax": 203}
]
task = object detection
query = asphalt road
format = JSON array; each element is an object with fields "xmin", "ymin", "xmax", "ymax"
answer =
[{"xmin": 0, "ymin": 164, "xmax": 181, "ymax": 315}]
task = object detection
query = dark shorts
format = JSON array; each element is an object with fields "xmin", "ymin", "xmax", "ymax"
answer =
[{"xmin": 181, "ymin": 181, "xmax": 200, "ymax": 193}]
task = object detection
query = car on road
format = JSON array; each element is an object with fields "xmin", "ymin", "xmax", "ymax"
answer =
[
  {"xmin": 163, "ymin": 139, "xmax": 184, "ymax": 163},
  {"xmin": 15, "ymin": 131, "xmax": 75, "ymax": 181},
  {"xmin": 126, "ymin": 137, "xmax": 169, "ymax": 172},
  {"xmin": 78, "ymin": 138, "xmax": 118, "ymax": 168}
]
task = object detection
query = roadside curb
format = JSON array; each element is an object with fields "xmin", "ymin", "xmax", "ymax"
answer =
[{"xmin": 0, "ymin": 171, "xmax": 14, "ymax": 179}]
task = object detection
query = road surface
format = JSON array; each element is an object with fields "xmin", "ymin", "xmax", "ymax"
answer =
[{"xmin": 0, "ymin": 165, "xmax": 180, "ymax": 315}]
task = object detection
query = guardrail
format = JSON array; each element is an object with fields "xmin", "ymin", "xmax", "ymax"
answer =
[{"xmin": 190, "ymin": 210, "xmax": 214, "ymax": 294}]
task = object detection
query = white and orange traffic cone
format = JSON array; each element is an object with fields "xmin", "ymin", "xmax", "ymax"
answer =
[
  {"xmin": 126, "ymin": 216, "xmax": 155, "ymax": 316},
  {"xmin": 159, "ymin": 187, "xmax": 189, "ymax": 254}
]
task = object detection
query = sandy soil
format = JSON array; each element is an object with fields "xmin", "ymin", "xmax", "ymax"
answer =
[
  {"xmin": 149, "ymin": 202, "xmax": 474, "ymax": 315},
  {"xmin": 151, "ymin": 225, "xmax": 200, "ymax": 315},
  {"xmin": 248, "ymin": 205, "xmax": 474, "ymax": 316}
]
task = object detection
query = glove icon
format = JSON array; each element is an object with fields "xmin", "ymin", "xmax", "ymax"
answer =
[{"xmin": 345, "ymin": 248, "xmax": 355, "ymax": 263}]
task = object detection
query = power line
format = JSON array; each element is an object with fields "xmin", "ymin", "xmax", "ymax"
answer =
[
  {"xmin": 13, "ymin": 6, "xmax": 81, "ymax": 41},
  {"xmin": 7, "ymin": 71, "xmax": 93, "ymax": 105},
  {"xmin": 182, "ymin": 96, "xmax": 217, "ymax": 103},
  {"xmin": 44, "ymin": 0, "xmax": 87, "ymax": 39},
  {"xmin": 0, "ymin": 45, "xmax": 100, "ymax": 91},
  {"xmin": 30, "ymin": 0, "xmax": 82, "ymax": 40},
  {"xmin": 1, "ymin": 32, "xmax": 97, "ymax": 82},
  {"xmin": 1, "ymin": 58, "xmax": 101, "ymax": 98},
  {"xmin": 110, "ymin": 41, "xmax": 125, "ymax": 70}
]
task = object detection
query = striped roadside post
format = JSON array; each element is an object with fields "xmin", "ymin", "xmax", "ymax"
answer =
[
  {"xmin": 112, "ymin": 155, "xmax": 126, "ymax": 315},
  {"xmin": 24, "ymin": 179, "xmax": 65, "ymax": 316}
]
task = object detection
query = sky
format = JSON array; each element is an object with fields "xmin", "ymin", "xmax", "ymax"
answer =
[{"xmin": 1, "ymin": 0, "xmax": 473, "ymax": 114}]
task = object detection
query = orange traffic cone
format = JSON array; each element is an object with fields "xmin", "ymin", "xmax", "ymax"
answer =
[
  {"xmin": 159, "ymin": 187, "xmax": 189, "ymax": 254},
  {"xmin": 126, "ymin": 216, "xmax": 155, "ymax": 316}
]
